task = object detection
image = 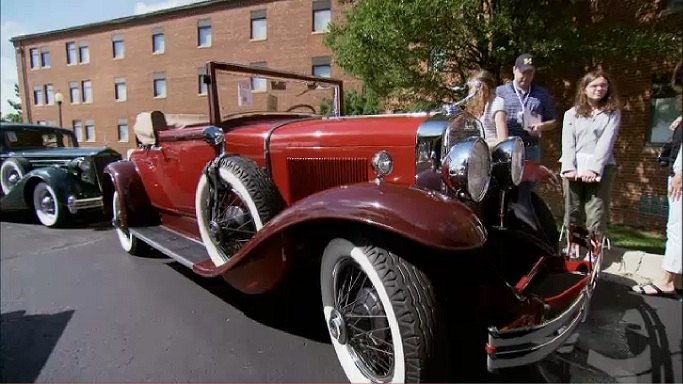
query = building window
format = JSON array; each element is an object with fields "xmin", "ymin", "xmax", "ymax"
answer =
[
  {"xmin": 79, "ymin": 43, "xmax": 90, "ymax": 64},
  {"xmin": 112, "ymin": 35, "xmax": 125, "ymax": 59},
  {"xmin": 649, "ymin": 75, "xmax": 679, "ymax": 144},
  {"xmin": 84, "ymin": 121, "xmax": 95, "ymax": 142},
  {"xmin": 117, "ymin": 119, "xmax": 129, "ymax": 142},
  {"xmin": 82, "ymin": 80, "xmax": 93, "ymax": 103},
  {"xmin": 66, "ymin": 42, "xmax": 77, "ymax": 65},
  {"xmin": 69, "ymin": 81, "xmax": 80, "ymax": 104},
  {"xmin": 30, "ymin": 48, "xmax": 40, "ymax": 69},
  {"xmin": 312, "ymin": 56, "xmax": 331, "ymax": 78},
  {"xmin": 250, "ymin": 61, "xmax": 267, "ymax": 92},
  {"xmin": 40, "ymin": 49, "xmax": 51, "ymax": 68},
  {"xmin": 197, "ymin": 19, "xmax": 212, "ymax": 47},
  {"xmin": 114, "ymin": 78, "xmax": 127, "ymax": 102},
  {"xmin": 73, "ymin": 120, "xmax": 83, "ymax": 142},
  {"xmin": 250, "ymin": 10, "xmax": 267, "ymax": 40},
  {"xmin": 33, "ymin": 86, "xmax": 43, "ymax": 105},
  {"xmin": 198, "ymin": 67, "xmax": 208, "ymax": 95},
  {"xmin": 44, "ymin": 84, "xmax": 54, "ymax": 105},
  {"xmin": 152, "ymin": 30, "xmax": 165, "ymax": 54},
  {"xmin": 312, "ymin": 0, "xmax": 331, "ymax": 33},
  {"xmin": 153, "ymin": 72, "xmax": 166, "ymax": 98}
]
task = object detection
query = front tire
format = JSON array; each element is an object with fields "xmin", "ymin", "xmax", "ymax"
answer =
[
  {"xmin": 321, "ymin": 237, "xmax": 442, "ymax": 383},
  {"xmin": 32, "ymin": 182, "xmax": 65, "ymax": 227},
  {"xmin": 113, "ymin": 191, "xmax": 145, "ymax": 255}
]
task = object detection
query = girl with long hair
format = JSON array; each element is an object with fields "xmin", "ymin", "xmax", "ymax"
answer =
[
  {"xmin": 560, "ymin": 69, "xmax": 621, "ymax": 259},
  {"xmin": 465, "ymin": 70, "xmax": 508, "ymax": 144}
]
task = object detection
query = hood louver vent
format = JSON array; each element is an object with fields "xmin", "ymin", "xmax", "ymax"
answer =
[{"xmin": 287, "ymin": 157, "xmax": 368, "ymax": 202}]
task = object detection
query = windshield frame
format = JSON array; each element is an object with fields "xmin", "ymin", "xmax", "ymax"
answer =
[{"xmin": 205, "ymin": 61, "xmax": 344, "ymax": 125}]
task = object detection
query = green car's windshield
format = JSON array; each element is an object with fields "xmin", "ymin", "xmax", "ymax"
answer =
[{"xmin": 4, "ymin": 129, "xmax": 77, "ymax": 150}]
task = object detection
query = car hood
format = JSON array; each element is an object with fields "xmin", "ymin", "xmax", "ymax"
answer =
[
  {"xmin": 268, "ymin": 115, "xmax": 429, "ymax": 148},
  {"xmin": 3, "ymin": 147, "xmax": 119, "ymax": 159}
]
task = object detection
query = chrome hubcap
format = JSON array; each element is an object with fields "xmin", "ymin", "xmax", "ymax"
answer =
[
  {"xmin": 328, "ymin": 309, "xmax": 347, "ymax": 344},
  {"xmin": 40, "ymin": 194, "xmax": 55, "ymax": 214}
]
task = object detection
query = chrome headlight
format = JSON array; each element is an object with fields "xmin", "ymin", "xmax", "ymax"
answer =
[
  {"xmin": 441, "ymin": 137, "xmax": 491, "ymax": 202},
  {"xmin": 371, "ymin": 150, "xmax": 393, "ymax": 179},
  {"xmin": 68, "ymin": 157, "xmax": 95, "ymax": 183},
  {"xmin": 491, "ymin": 137, "xmax": 525, "ymax": 187}
]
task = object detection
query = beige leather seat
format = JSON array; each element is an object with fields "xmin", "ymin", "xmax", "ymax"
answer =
[{"xmin": 133, "ymin": 111, "xmax": 167, "ymax": 146}]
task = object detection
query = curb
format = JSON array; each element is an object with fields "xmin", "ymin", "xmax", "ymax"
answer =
[{"xmin": 601, "ymin": 247, "xmax": 666, "ymax": 284}]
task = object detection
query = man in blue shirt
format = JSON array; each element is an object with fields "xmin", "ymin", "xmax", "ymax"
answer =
[{"xmin": 496, "ymin": 53, "xmax": 557, "ymax": 162}]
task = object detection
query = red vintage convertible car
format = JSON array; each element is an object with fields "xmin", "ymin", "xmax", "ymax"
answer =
[{"xmin": 105, "ymin": 62, "xmax": 602, "ymax": 382}]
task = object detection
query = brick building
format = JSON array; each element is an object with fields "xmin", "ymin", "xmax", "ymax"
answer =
[
  {"xmin": 10, "ymin": 0, "xmax": 682, "ymax": 229},
  {"xmin": 10, "ymin": 0, "xmax": 356, "ymax": 156}
]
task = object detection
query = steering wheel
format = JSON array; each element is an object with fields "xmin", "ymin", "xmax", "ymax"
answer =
[{"xmin": 286, "ymin": 104, "xmax": 317, "ymax": 113}]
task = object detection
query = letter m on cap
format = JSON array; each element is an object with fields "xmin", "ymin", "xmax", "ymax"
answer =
[{"xmin": 524, "ymin": 58, "xmax": 533, "ymax": 65}]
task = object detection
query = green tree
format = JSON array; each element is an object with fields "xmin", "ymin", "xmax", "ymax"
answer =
[
  {"xmin": 325, "ymin": 0, "xmax": 681, "ymax": 107},
  {"xmin": 1, "ymin": 84, "xmax": 23, "ymax": 123}
]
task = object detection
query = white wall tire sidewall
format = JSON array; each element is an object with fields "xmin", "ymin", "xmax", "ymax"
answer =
[
  {"xmin": 113, "ymin": 191, "xmax": 134, "ymax": 252},
  {"xmin": 1, "ymin": 160, "xmax": 23, "ymax": 194},
  {"xmin": 33, "ymin": 183, "xmax": 60, "ymax": 227},
  {"xmin": 321, "ymin": 238, "xmax": 406, "ymax": 383},
  {"xmin": 195, "ymin": 167, "xmax": 263, "ymax": 267}
]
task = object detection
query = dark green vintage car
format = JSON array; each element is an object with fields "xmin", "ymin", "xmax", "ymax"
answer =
[{"xmin": 0, "ymin": 122, "xmax": 122, "ymax": 227}]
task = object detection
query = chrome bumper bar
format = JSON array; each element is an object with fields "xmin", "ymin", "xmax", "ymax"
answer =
[
  {"xmin": 486, "ymin": 252, "xmax": 602, "ymax": 371},
  {"xmin": 67, "ymin": 195, "xmax": 103, "ymax": 214}
]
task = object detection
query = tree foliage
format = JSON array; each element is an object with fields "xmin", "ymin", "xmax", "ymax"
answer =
[
  {"xmin": 325, "ymin": 0, "xmax": 681, "ymax": 107},
  {"xmin": 1, "ymin": 84, "xmax": 23, "ymax": 123}
]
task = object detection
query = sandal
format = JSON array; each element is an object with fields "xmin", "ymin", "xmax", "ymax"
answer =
[{"xmin": 632, "ymin": 283, "xmax": 677, "ymax": 297}]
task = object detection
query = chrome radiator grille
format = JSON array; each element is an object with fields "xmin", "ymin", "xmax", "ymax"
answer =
[{"xmin": 287, "ymin": 157, "xmax": 368, "ymax": 202}]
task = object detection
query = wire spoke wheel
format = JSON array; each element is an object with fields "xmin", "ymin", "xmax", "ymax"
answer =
[{"xmin": 333, "ymin": 258, "xmax": 394, "ymax": 381}]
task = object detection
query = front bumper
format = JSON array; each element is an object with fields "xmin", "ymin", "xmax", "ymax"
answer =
[
  {"xmin": 67, "ymin": 195, "xmax": 103, "ymax": 214},
  {"xmin": 485, "ymin": 252, "xmax": 601, "ymax": 371}
]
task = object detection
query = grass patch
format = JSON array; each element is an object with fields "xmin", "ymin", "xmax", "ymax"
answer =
[{"xmin": 606, "ymin": 224, "xmax": 666, "ymax": 255}]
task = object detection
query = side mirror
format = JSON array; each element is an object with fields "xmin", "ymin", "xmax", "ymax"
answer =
[{"xmin": 202, "ymin": 126, "xmax": 225, "ymax": 156}]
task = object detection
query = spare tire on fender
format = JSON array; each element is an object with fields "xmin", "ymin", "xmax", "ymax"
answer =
[
  {"xmin": 1, "ymin": 157, "xmax": 31, "ymax": 194},
  {"xmin": 195, "ymin": 156, "xmax": 282, "ymax": 266}
]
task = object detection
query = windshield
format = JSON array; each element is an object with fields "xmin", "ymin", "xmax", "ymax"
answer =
[
  {"xmin": 3, "ymin": 128, "xmax": 77, "ymax": 150},
  {"xmin": 210, "ymin": 62, "xmax": 342, "ymax": 123}
]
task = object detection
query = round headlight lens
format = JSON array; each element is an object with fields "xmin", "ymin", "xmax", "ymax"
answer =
[
  {"xmin": 467, "ymin": 139, "xmax": 491, "ymax": 201},
  {"xmin": 441, "ymin": 137, "xmax": 491, "ymax": 202},
  {"xmin": 77, "ymin": 158, "xmax": 91, "ymax": 173},
  {"xmin": 510, "ymin": 139, "xmax": 525, "ymax": 186}
]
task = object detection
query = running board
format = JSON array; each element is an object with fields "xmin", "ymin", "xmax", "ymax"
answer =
[{"xmin": 130, "ymin": 226, "xmax": 212, "ymax": 269}]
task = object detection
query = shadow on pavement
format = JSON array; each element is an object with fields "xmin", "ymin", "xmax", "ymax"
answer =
[
  {"xmin": 166, "ymin": 262, "xmax": 330, "ymax": 344},
  {"xmin": 0, "ymin": 211, "xmax": 112, "ymax": 231},
  {"xmin": 538, "ymin": 275, "xmax": 678, "ymax": 383},
  {"xmin": 0, "ymin": 310, "xmax": 74, "ymax": 383}
]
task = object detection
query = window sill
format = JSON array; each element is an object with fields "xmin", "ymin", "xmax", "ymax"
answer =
[
  {"xmin": 251, "ymin": 89, "xmax": 267, "ymax": 94},
  {"xmin": 154, "ymin": 96, "xmax": 167, "ymax": 99},
  {"xmin": 152, "ymin": 51, "xmax": 165, "ymax": 55},
  {"xmin": 198, "ymin": 93, "xmax": 207, "ymax": 97},
  {"xmin": 197, "ymin": 45, "xmax": 212, "ymax": 49},
  {"xmin": 118, "ymin": 140, "xmax": 129, "ymax": 143},
  {"xmin": 250, "ymin": 38, "xmax": 267, "ymax": 42},
  {"xmin": 115, "ymin": 99, "xmax": 127, "ymax": 103},
  {"xmin": 311, "ymin": 31, "xmax": 328, "ymax": 35},
  {"xmin": 113, "ymin": 57, "xmax": 125, "ymax": 60}
]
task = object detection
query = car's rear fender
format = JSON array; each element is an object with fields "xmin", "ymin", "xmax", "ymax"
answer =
[
  {"xmin": 195, "ymin": 182, "xmax": 487, "ymax": 293},
  {"xmin": 104, "ymin": 160, "xmax": 158, "ymax": 227}
]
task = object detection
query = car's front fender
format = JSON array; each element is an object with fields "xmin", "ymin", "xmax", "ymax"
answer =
[
  {"xmin": 195, "ymin": 182, "xmax": 487, "ymax": 292},
  {"xmin": 0, "ymin": 167, "xmax": 98, "ymax": 211}
]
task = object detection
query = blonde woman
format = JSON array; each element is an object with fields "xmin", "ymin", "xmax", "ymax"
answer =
[{"xmin": 465, "ymin": 70, "xmax": 508, "ymax": 145}]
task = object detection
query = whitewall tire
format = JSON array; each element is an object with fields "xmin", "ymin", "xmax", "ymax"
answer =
[
  {"xmin": 1, "ymin": 158, "xmax": 27, "ymax": 194},
  {"xmin": 32, "ymin": 182, "xmax": 64, "ymax": 227},
  {"xmin": 320, "ymin": 237, "xmax": 442, "ymax": 383},
  {"xmin": 195, "ymin": 157, "xmax": 281, "ymax": 267},
  {"xmin": 113, "ymin": 191, "xmax": 144, "ymax": 255}
]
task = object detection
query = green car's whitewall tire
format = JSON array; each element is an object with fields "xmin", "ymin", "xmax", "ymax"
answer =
[
  {"xmin": 32, "ymin": 182, "xmax": 65, "ymax": 227},
  {"xmin": 1, "ymin": 158, "xmax": 27, "ymax": 194}
]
